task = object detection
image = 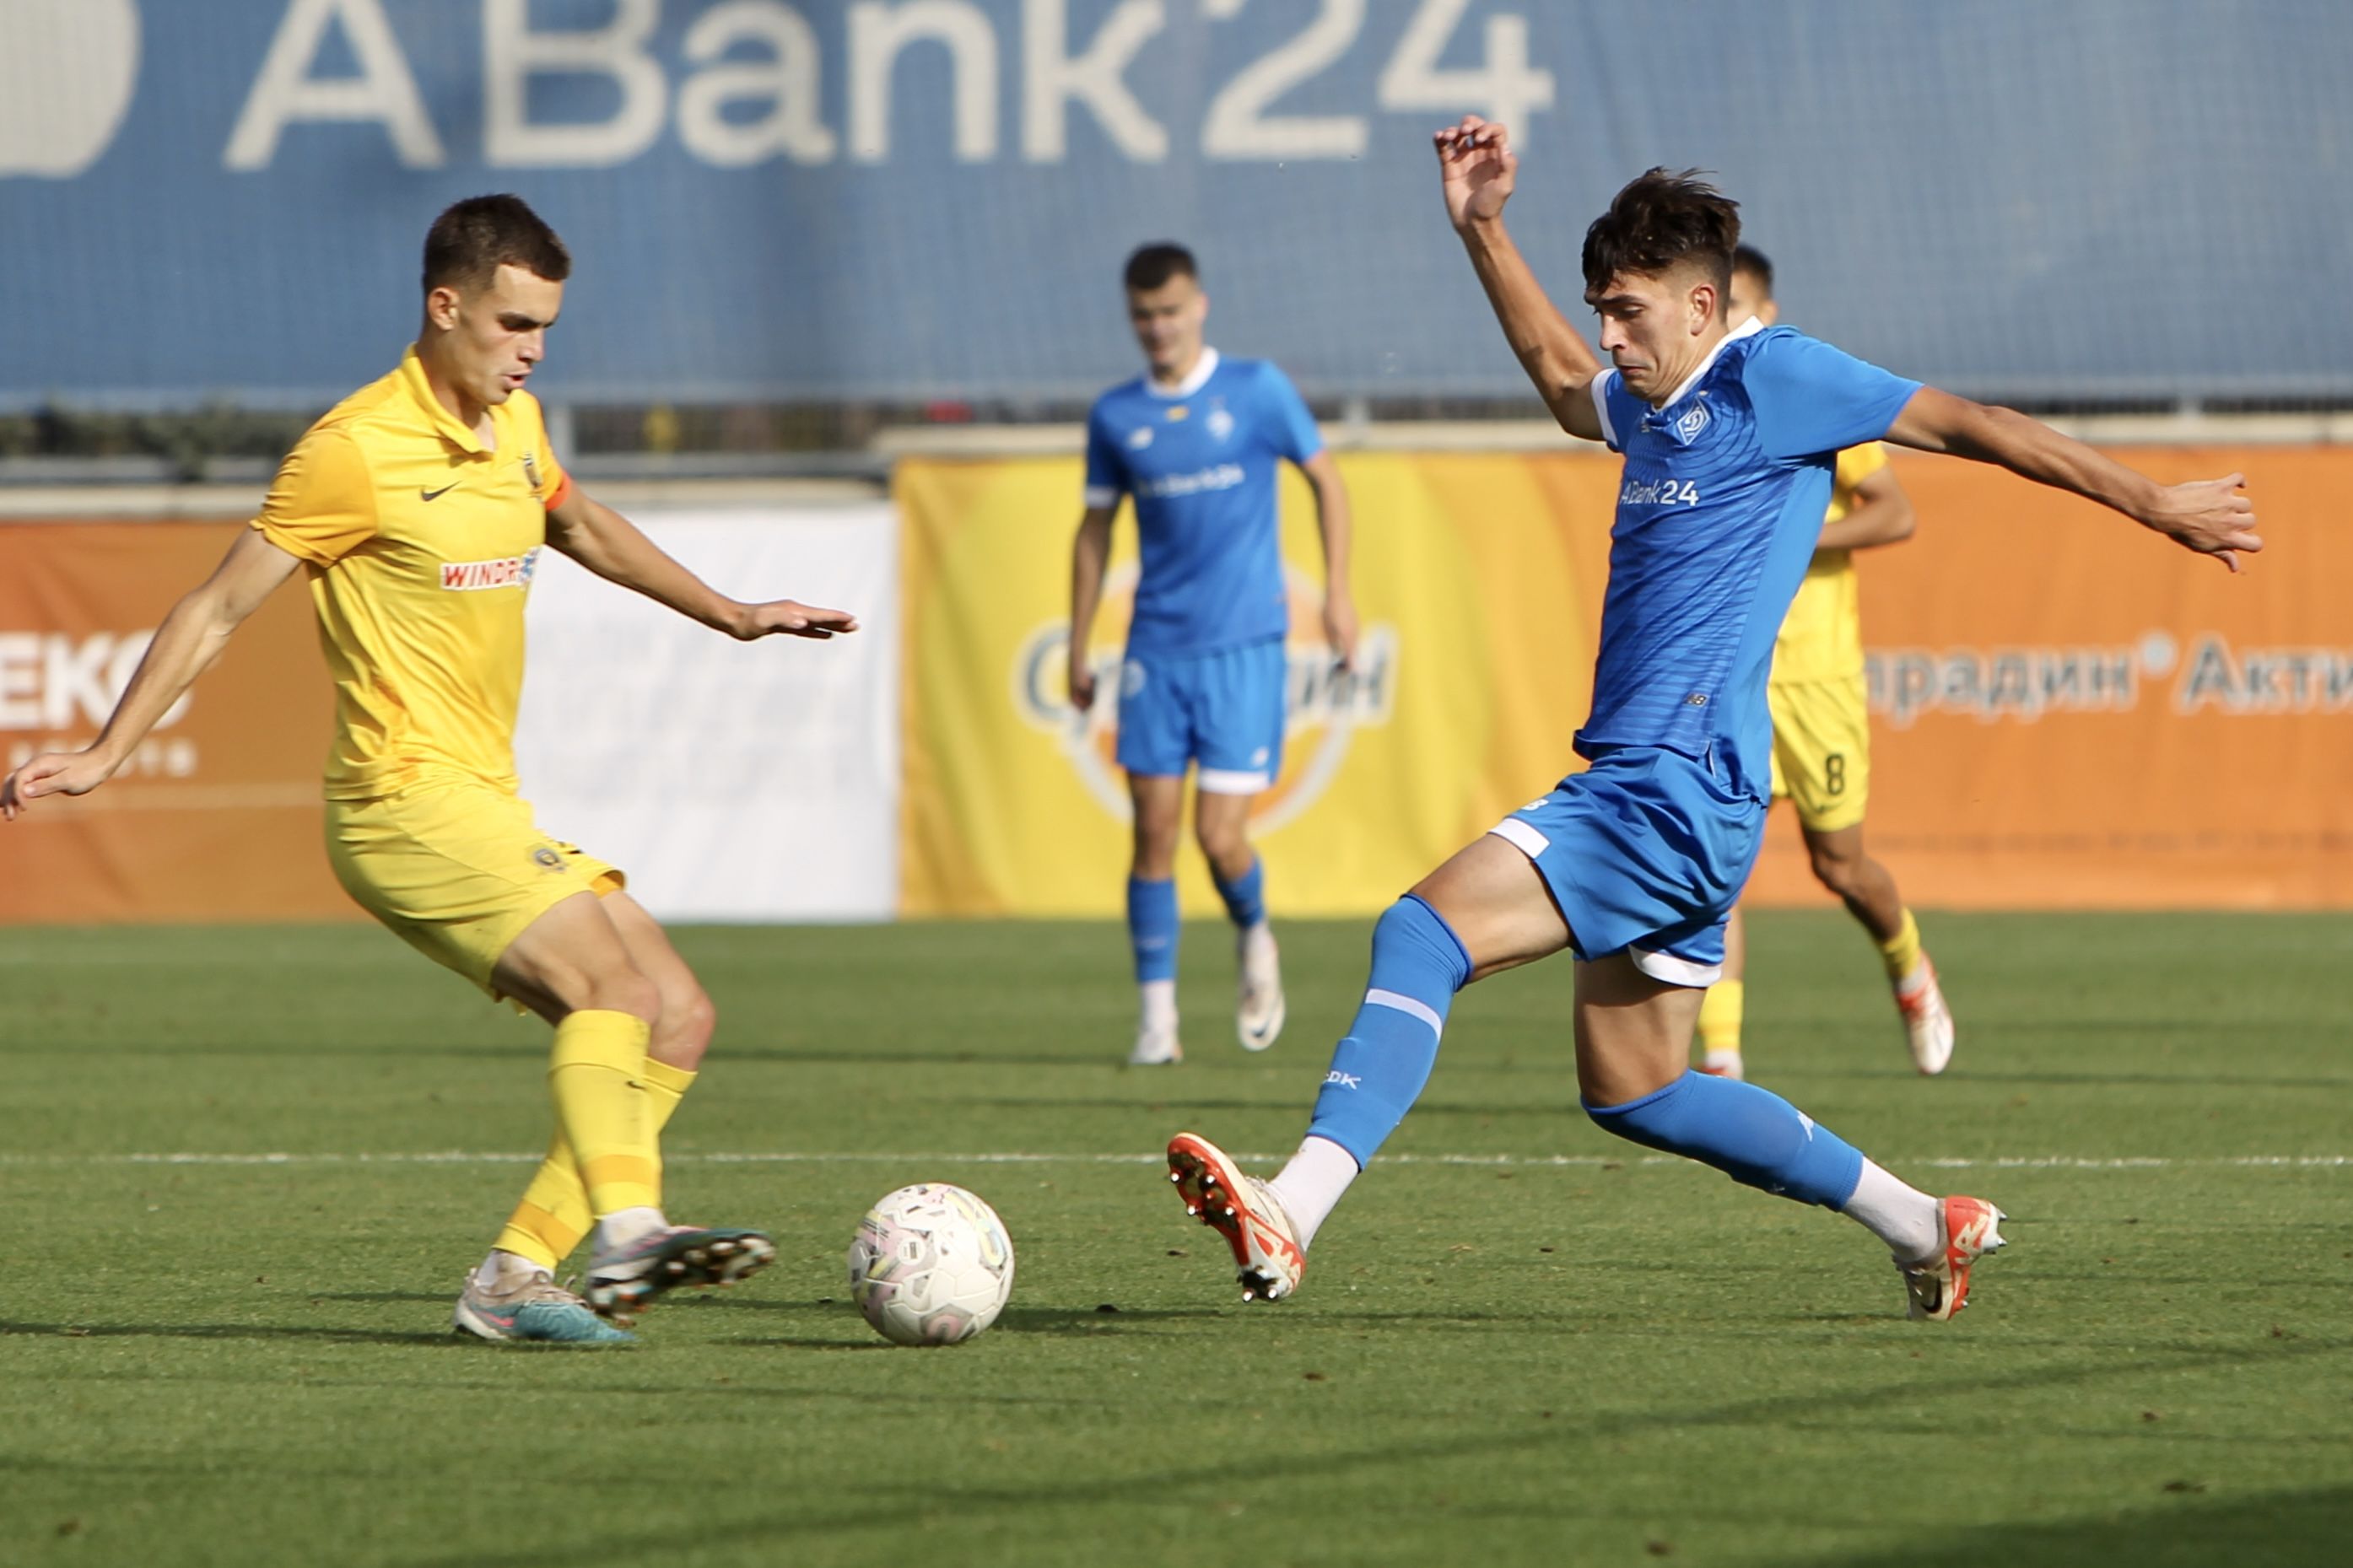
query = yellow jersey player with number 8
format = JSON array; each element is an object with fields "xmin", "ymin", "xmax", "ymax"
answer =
[
  {"xmin": 2, "ymin": 197, "xmax": 858, "ymax": 1344},
  {"xmin": 1693, "ymin": 245, "xmax": 1953, "ymax": 1080}
]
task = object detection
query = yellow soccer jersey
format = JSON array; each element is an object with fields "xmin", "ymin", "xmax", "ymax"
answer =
[
  {"xmin": 252, "ymin": 348, "xmax": 571, "ymax": 800},
  {"xmin": 1770, "ymin": 443, "xmax": 1887, "ymax": 686}
]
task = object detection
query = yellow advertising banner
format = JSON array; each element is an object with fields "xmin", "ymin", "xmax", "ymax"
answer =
[
  {"xmin": 902, "ymin": 446, "xmax": 2353, "ymax": 918},
  {"xmin": 896, "ymin": 453, "xmax": 1614, "ymax": 916},
  {"xmin": 0, "ymin": 521, "xmax": 349, "ymax": 923}
]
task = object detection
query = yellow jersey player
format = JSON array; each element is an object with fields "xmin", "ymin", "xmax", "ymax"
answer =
[
  {"xmin": 2, "ymin": 196, "xmax": 856, "ymax": 1344},
  {"xmin": 1694, "ymin": 245, "xmax": 1956, "ymax": 1080}
]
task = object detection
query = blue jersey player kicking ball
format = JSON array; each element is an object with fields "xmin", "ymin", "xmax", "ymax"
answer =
[
  {"xmin": 1166, "ymin": 119, "xmax": 2259, "ymax": 1320},
  {"xmin": 1070, "ymin": 243, "xmax": 1357, "ymax": 1067}
]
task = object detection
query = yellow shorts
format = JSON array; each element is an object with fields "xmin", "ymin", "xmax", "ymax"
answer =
[
  {"xmin": 325, "ymin": 780, "xmax": 624, "ymax": 998},
  {"xmin": 1767, "ymin": 674, "xmax": 1870, "ymax": 833}
]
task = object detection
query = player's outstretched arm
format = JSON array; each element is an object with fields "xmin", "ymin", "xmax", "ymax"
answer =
[
  {"xmin": 545, "ymin": 485, "xmax": 855, "ymax": 639},
  {"xmin": 1886, "ymin": 388, "xmax": 2262, "ymax": 570},
  {"xmin": 1435, "ymin": 116, "xmax": 1606, "ymax": 444},
  {"xmin": 1298, "ymin": 451, "xmax": 1358, "ymax": 670},
  {"xmin": 2, "ymin": 530, "xmax": 300, "ymax": 821},
  {"xmin": 1066, "ymin": 504, "xmax": 1115, "ymax": 710}
]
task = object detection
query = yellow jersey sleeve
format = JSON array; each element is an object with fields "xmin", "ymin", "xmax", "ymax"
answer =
[
  {"xmin": 252, "ymin": 427, "xmax": 380, "ymax": 565},
  {"xmin": 1825, "ymin": 442, "xmax": 1891, "ymax": 525}
]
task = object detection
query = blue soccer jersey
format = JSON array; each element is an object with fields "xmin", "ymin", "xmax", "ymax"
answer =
[
  {"xmin": 1084, "ymin": 349, "xmax": 1323, "ymax": 656},
  {"xmin": 1581, "ymin": 320, "xmax": 1921, "ymax": 801}
]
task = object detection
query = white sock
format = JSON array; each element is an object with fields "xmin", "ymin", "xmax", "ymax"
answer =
[
  {"xmin": 1239, "ymin": 921, "xmax": 1276, "ymax": 966},
  {"xmin": 592, "ymin": 1205, "xmax": 667, "ymax": 1256},
  {"xmin": 1842, "ymin": 1161, "xmax": 1942, "ymax": 1263},
  {"xmin": 472, "ymin": 1248, "xmax": 547, "ymax": 1291},
  {"xmin": 1139, "ymin": 978, "xmax": 1177, "ymax": 1033},
  {"xmin": 1266, "ymin": 1135, "xmax": 1360, "ymax": 1251}
]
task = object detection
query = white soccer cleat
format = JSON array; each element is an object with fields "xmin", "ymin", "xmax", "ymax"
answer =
[
  {"xmin": 1697, "ymin": 1048, "xmax": 1746, "ymax": 1081},
  {"xmin": 1899, "ymin": 1194, "xmax": 2005, "ymax": 1322},
  {"xmin": 1895, "ymin": 954, "xmax": 1956, "ymax": 1075},
  {"xmin": 1129, "ymin": 1024, "xmax": 1183, "ymax": 1066},
  {"xmin": 1236, "ymin": 925, "xmax": 1285, "ymax": 1053},
  {"xmin": 1167, "ymin": 1132, "xmax": 1304, "ymax": 1301}
]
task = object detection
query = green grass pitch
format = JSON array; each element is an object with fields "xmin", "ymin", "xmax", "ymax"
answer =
[{"xmin": 3, "ymin": 912, "xmax": 2350, "ymax": 1566}]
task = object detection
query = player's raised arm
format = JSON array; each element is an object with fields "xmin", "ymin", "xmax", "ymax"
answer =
[
  {"xmin": 1, "ymin": 530, "xmax": 301, "ymax": 820},
  {"xmin": 1436, "ymin": 116, "xmax": 1606, "ymax": 443},
  {"xmin": 1885, "ymin": 387, "xmax": 2262, "ymax": 570},
  {"xmin": 543, "ymin": 483, "xmax": 856, "ymax": 639}
]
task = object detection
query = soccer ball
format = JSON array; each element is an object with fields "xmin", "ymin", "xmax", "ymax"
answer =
[{"xmin": 846, "ymin": 1183, "xmax": 1015, "ymax": 1344}]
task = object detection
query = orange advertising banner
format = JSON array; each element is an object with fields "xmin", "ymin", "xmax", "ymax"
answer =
[
  {"xmin": 0, "ymin": 521, "xmax": 350, "ymax": 922},
  {"xmin": 1747, "ymin": 445, "xmax": 2353, "ymax": 910}
]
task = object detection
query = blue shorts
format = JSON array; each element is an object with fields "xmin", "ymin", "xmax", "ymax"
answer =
[
  {"xmin": 1116, "ymin": 637, "xmax": 1287, "ymax": 793},
  {"xmin": 1488, "ymin": 745, "xmax": 1764, "ymax": 987}
]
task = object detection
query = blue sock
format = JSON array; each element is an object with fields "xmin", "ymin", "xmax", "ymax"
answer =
[
  {"xmin": 1584, "ymin": 1070, "xmax": 1865, "ymax": 1210},
  {"xmin": 1306, "ymin": 896, "xmax": 1473, "ymax": 1167},
  {"xmin": 1127, "ymin": 876, "xmax": 1179, "ymax": 983},
  {"xmin": 1212, "ymin": 855, "xmax": 1266, "ymax": 929}
]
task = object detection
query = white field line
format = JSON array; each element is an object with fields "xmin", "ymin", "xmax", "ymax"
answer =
[{"xmin": 0, "ymin": 1150, "xmax": 2345, "ymax": 1171}]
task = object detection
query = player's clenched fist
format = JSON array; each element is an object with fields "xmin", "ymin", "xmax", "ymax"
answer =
[
  {"xmin": 1435, "ymin": 115, "xmax": 1516, "ymax": 231},
  {"xmin": 2139, "ymin": 473, "xmax": 2262, "ymax": 572}
]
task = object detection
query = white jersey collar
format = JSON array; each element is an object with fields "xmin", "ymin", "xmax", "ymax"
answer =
[
  {"xmin": 1653, "ymin": 315, "xmax": 1765, "ymax": 409},
  {"xmin": 1148, "ymin": 347, "xmax": 1221, "ymax": 399}
]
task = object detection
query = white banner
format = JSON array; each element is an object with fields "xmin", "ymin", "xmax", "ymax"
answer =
[{"xmin": 514, "ymin": 503, "xmax": 899, "ymax": 921}]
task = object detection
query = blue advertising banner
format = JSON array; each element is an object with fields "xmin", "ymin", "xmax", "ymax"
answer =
[{"xmin": 3, "ymin": 1, "xmax": 2346, "ymax": 408}]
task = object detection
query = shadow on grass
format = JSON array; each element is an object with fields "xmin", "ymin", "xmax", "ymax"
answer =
[
  {"xmin": 386, "ymin": 1332, "xmax": 2353, "ymax": 1566},
  {"xmin": 678, "ymin": 1295, "xmax": 1204, "ymax": 1335},
  {"xmin": 1800, "ymin": 1483, "xmax": 2353, "ymax": 1568},
  {"xmin": 0, "ymin": 1319, "xmax": 457, "ymax": 1348}
]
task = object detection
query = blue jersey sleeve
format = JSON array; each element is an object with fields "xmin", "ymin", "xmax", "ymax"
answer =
[
  {"xmin": 1256, "ymin": 363, "xmax": 1323, "ymax": 464},
  {"xmin": 1594, "ymin": 371, "xmax": 1634, "ymax": 453},
  {"xmin": 1083, "ymin": 402, "xmax": 1126, "ymax": 508},
  {"xmin": 1742, "ymin": 330, "xmax": 1923, "ymax": 461}
]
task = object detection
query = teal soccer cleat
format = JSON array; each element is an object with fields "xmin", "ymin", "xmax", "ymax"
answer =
[{"xmin": 452, "ymin": 1270, "xmax": 637, "ymax": 1345}]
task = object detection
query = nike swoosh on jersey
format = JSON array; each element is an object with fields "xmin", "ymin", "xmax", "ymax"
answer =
[{"xmin": 420, "ymin": 483, "xmax": 461, "ymax": 501}]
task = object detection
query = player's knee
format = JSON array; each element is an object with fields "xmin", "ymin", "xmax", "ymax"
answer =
[
  {"xmin": 581, "ymin": 967, "xmax": 662, "ymax": 1024},
  {"xmin": 1807, "ymin": 843, "xmax": 1865, "ymax": 897},
  {"xmin": 1132, "ymin": 820, "xmax": 1182, "ymax": 874},
  {"xmin": 654, "ymin": 984, "xmax": 717, "ymax": 1067},
  {"xmin": 1194, "ymin": 816, "xmax": 1248, "ymax": 868}
]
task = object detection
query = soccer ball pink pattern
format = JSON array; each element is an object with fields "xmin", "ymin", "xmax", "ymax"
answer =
[{"xmin": 846, "ymin": 1183, "xmax": 1016, "ymax": 1344}]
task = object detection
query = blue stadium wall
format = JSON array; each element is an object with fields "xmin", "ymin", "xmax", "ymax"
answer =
[{"xmin": 3, "ymin": 0, "xmax": 2346, "ymax": 409}]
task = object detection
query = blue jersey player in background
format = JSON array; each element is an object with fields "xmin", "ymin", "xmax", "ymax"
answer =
[
  {"xmin": 1070, "ymin": 243, "xmax": 1357, "ymax": 1068},
  {"xmin": 1167, "ymin": 121, "xmax": 2259, "ymax": 1320}
]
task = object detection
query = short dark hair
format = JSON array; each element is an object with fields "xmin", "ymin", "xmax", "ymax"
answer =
[
  {"xmin": 423, "ymin": 195, "xmax": 571, "ymax": 296},
  {"xmin": 1124, "ymin": 242, "xmax": 1197, "ymax": 293},
  {"xmin": 1732, "ymin": 244, "xmax": 1774, "ymax": 296},
  {"xmin": 1580, "ymin": 168, "xmax": 1740, "ymax": 301}
]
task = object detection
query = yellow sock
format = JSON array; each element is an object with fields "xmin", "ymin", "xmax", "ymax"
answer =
[
  {"xmin": 547, "ymin": 1009, "xmax": 661, "ymax": 1219},
  {"xmin": 494, "ymin": 1057, "xmax": 696, "ymax": 1269},
  {"xmin": 1878, "ymin": 909, "xmax": 1924, "ymax": 984},
  {"xmin": 1697, "ymin": 980, "xmax": 1745, "ymax": 1057}
]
